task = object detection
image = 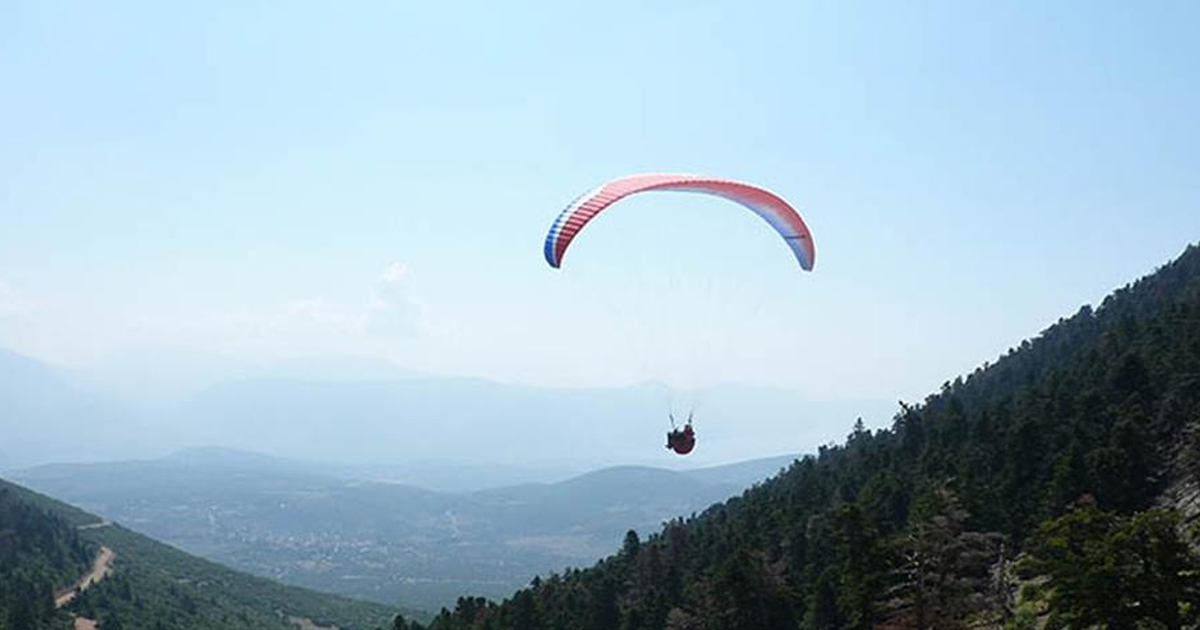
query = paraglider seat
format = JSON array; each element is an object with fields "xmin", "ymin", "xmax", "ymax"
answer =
[{"xmin": 666, "ymin": 424, "xmax": 696, "ymax": 455}]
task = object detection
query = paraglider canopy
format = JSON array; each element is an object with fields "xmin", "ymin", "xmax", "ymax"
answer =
[{"xmin": 543, "ymin": 173, "xmax": 815, "ymax": 271}]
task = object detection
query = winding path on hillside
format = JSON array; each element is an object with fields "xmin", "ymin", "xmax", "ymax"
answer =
[{"xmin": 55, "ymin": 546, "xmax": 116, "ymax": 609}]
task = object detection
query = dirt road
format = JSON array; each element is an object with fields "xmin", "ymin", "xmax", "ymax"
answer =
[{"xmin": 55, "ymin": 546, "xmax": 115, "ymax": 609}]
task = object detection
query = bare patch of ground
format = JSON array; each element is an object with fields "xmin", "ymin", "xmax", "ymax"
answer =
[{"xmin": 288, "ymin": 615, "xmax": 339, "ymax": 630}]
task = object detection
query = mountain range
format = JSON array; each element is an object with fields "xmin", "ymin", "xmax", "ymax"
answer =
[
  {"xmin": 0, "ymin": 346, "xmax": 893, "ymax": 473},
  {"xmin": 14, "ymin": 448, "xmax": 800, "ymax": 611},
  {"xmin": 7, "ymin": 242, "xmax": 1200, "ymax": 629}
]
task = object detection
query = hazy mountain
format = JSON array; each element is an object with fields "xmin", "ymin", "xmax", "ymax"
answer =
[
  {"xmin": 678, "ymin": 452, "xmax": 799, "ymax": 486},
  {"xmin": 1, "ymin": 345, "xmax": 893, "ymax": 472},
  {"xmin": 333, "ymin": 460, "xmax": 585, "ymax": 493},
  {"xmin": 0, "ymin": 349, "xmax": 155, "ymax": 469},
  {"xmin": 166, "ymin": 377, "xmax": 887, "ymax": 469},
  {"xmin": 66, "ymin": 345, "xmax": 418, "ymax": 406},
  {"xmin": 16, "ymin": 448, "xmax": 798, "ymax": 611}
]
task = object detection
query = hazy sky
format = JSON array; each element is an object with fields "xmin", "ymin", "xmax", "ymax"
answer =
[{"xmin": 2, "ymin": 1, "xmax": 1198, "ymax": 402}]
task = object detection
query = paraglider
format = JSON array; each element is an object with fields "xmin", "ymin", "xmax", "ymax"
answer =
[
  {"xmin": 666, "ymin": 412, "xmax": 696, "ymax": 456},
  {"xmin": 543, "ymin": 174, "xmax": 816, "ymax": 456}
]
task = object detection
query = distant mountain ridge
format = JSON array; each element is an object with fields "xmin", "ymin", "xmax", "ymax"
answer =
[
  {"xmin": 17, "ymin": 445, "xmax": 798, "ymax": 490},
  {"xmin": 16, "ymin": 448, "xmax": 799, "ymax": 611},
  {"xmin": 0, "ymin": 349, "xmax": 150, "ymax": 468},
  {"xmin": 167, "ymin": 376, "xmax": 875, "ymax": 468},
  {"xmin": 0, "ymin": 345, "xmax": 892, "ymax": 471}
]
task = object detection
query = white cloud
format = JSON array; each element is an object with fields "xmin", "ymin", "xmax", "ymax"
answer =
[
  {"xmin": 376, "ymin": 262, "xmax": 412, "ymax": 286},
  {"xmin": 0, "ymin": 263, "xmax": 429, "ymax": 368},
  {"xmin": 181, "ymin": 261, "xmax": 426, "ymax": 359},
  {"xmin": 366, "ymin": 262, "xmax": 424, "ymax": 337}
]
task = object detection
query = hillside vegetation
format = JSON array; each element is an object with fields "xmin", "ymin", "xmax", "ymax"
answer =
[
  {"xmin": 414, "ymin": 244, "xmax": 1200, "ymax": 629},
  {"xmin": 0, "ymin": 485, "xmax": 94, "ymax": 630},
  {"xmin": 0, "ymin": 478, "xmax": 407, "ymax": 630}
]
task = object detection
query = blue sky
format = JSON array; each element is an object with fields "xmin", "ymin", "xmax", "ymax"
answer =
[{"xmin": 2, "ymin": 0, "xmax": 1198, "ymax": 402}]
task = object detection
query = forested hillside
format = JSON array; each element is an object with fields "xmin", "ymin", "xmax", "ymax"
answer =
[
  {"xmin": 0, "ymin": 478, "xmax": 407, "ymax": 630},
  {"xmin": 415, "ymin": 244, "xmax": 1200, "ymax": 629},
  {"xmin": 0, "ymin": 485, "xmax": 94, "ymax": 630}
]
